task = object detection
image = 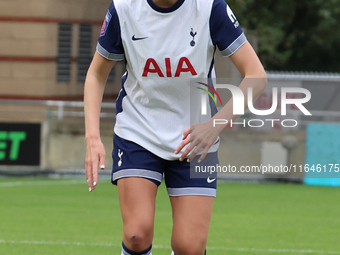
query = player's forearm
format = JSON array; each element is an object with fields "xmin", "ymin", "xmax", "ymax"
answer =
[
  {"xmin": 210, "ymin": 75, "xmax": 267, "ymax": 132},
  {"xmin": 84, "ymin": 73, "xmax": 106, "ymax": 141},
  {"xmin": 84, "ymin": 52, "xmax": 116, "ymax": 141}
]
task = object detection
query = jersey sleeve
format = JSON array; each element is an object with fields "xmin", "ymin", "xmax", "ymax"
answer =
[
  {"xmin": 209, "ymin": 0, "xmax": 247, "ymax": 57},
  {"xmin": 96, "ymin": 1, "xmax": 125, "ymax": 61}
]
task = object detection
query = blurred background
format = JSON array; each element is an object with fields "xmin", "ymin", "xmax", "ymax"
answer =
[
  {"xmin": 1, "ymin": 0, "xmax": 339, "ymax": 185},
  {"xmin": 0, "ymin": 1, "xmax": 340, "ymax": 255}
]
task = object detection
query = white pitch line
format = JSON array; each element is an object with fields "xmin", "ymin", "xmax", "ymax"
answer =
[
  {"xmin": 0, "ymin": 240, "xmax": 119, "ymax": 247},
  {"xmin": 0, "ymin": 179, "xmax": 86, "ymax": 187},
  {"xmin": 207, "ymin": 246, "xmax": 340, "ymax": 254},
  {"xmin": 0, "ymin": 240, "xmax": 339, "ymax": 254}
]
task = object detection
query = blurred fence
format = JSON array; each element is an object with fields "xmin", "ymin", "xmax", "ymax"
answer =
[
  {"xmin": 1, "ymin": 99, "xmax": 340, "ymax": 128},
  {"xmin": 0, "ymin": 71, "xmax": 339, "ymax": 123},
  {"xmin": 0, "ymin": 71, "xmax": 339, "ymax": 182},
  {"xmin": 0, "ymin": 99, "xmax": 116, "ymax": 121}
]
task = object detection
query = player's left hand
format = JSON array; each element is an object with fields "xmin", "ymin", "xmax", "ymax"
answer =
[{"xmin": 175, "ymin": 120, "xmax": 221, "ymax": 163}]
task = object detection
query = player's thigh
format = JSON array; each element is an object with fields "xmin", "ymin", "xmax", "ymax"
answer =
[
  {"xmin": 118, "ymin": 177, "xmax": 158, "ymax": 246},
  {"xmin": 170, "ymin": 195, "xmax": 214, "ymax": 253}
]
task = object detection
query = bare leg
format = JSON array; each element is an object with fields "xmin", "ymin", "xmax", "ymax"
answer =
[
  {"xmin": 118, "ymin": 177, "xmax": 158, "ymax": 252},
  {"xmin": 170, "ymin": 196, "xmax": 214, "ymax": 255}
]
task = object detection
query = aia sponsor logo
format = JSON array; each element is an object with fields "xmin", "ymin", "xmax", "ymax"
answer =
[{"xmin": 142, "ymin": 57, "xmax": 197, "ymax": 77}]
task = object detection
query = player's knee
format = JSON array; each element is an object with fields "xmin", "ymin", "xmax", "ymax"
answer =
[
  {"xmin": 124, "ymin": 226, "xmax": 153, "ymax": 251},
  {"xmin": 172, "ymin": 238, "xmax": 206, "ymax": 255},
  {"xmin": 172, "ymin": 246, "xmax": 206, "ymax": 255}
]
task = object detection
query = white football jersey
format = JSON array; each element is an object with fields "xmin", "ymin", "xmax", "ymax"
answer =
[{"xmin": 97, "ymin": 0, "xmax": 246, "ymax": 160}]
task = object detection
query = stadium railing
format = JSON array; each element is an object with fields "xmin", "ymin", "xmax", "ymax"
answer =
[
  {"xmin": 0, "ymin": 99, "xmax": 116, "ymax": 120},
  {"xmin": 0, "ymin": 99, "xmax": 340, "ymax": 125}
]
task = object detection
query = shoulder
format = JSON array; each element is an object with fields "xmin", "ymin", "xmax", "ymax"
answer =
[
  {"xmin": 112, "ymin": 0, "xmax": 130, "ymax": 12},
  {"xmin": 112, "ymin": 0, "xmax": 145, "ymax": 10},
  {"xmin": 194, "ymin": 0, "xmax": 214, "ymax": 12},
  {"xmin": 210, "ymin": 0, "xmax": 231, "ymax": 15},
  {"xmin": 194, "ymin": 0, "xmax": 234, "ymax": 19},
  {"xmin": 195, "ymin": 0, "xmax": 231, "ymax": 13}
]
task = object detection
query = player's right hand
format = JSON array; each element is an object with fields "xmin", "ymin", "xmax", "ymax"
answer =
[{"xmin": 85, "ymin": 137, "xmax": 106, "ymax": 192}]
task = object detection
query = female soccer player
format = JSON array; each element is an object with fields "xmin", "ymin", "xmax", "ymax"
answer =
[{"xmin": 84, "ymin": 0, "xmax": 267, "ymax": 254}]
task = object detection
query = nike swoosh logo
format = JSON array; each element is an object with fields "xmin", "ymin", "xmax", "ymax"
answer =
[
  {"xmin": 207, "ymin": 177, "xmax": 216, "ymax": 183},
  {"xmin": 132, "ymin": 35, "xmax": 148, "ymax": 41}
]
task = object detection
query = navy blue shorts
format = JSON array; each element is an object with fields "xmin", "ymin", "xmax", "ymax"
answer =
[{"xmin": 112, "ymin": 134, "xmax": 218, "ymax": 197}]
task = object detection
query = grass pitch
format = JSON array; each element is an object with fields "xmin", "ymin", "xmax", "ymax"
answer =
[{"xmin": 0, "ymin": 178, "xmax": 340, "ymax": 255}]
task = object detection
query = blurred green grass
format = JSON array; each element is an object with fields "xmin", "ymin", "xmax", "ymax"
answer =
[{"xmin": 0, "ymin": 178, "xmax": 339, "ymax": 255}]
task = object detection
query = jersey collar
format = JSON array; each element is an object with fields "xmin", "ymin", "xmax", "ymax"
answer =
[{"xmin": 147, "ymin": 0, "xmax": 185, "ymax": 13}]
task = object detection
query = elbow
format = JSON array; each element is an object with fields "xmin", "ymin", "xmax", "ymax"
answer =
[
  {"xmin": 260, "ymin": 71, "xmax": 268, "ymax": 92},
  {"xmin": 255, "ymin": 69, "xmax": 267, "ymax": 92},
  {"xmin": 245, "ymin": 69, "xmax": 268, "ymax": 92}
]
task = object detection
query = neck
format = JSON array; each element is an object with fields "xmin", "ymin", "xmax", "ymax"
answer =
[{"xmin": 152, "ymin": 0, "xmax": 179, "ymax": 8}]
